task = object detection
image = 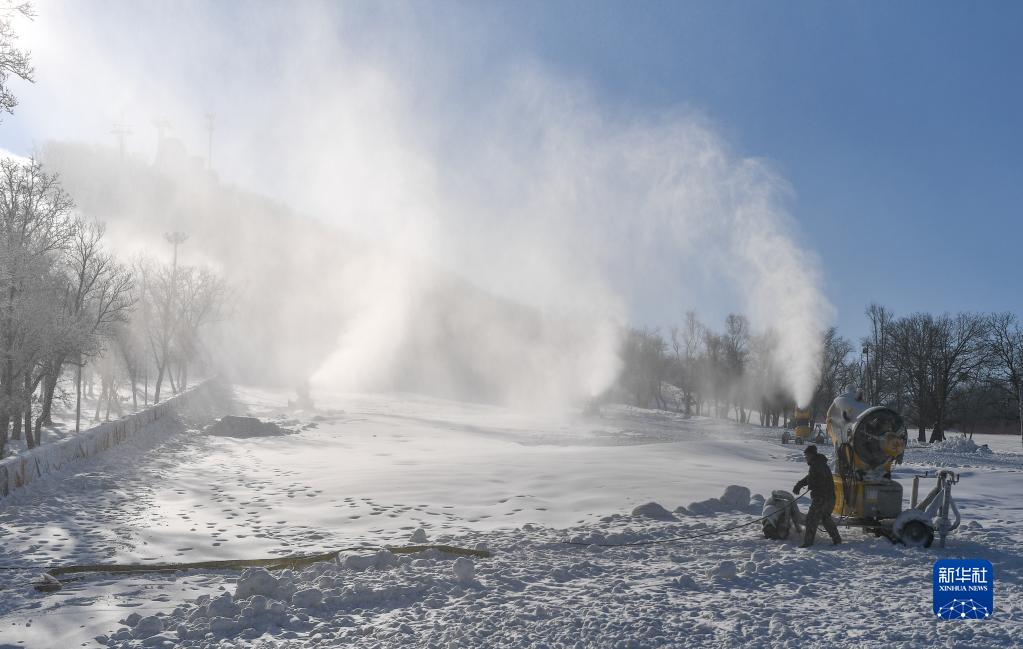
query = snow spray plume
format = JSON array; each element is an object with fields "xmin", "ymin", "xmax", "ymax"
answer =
[{"xmin": 17, "ymin": 3, "xmax": 831, "ymax": 407}]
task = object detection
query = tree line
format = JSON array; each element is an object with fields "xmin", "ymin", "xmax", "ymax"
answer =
[
  {"xmin": 616, "ymin": 305, "xmax": 1023, "ymax": 442},
  {"xmin": 0, "ymin": 157, "xmax": 226, "ymax": 459},
  {"xmin": 616, "ymin": 311, "xmax": 789, "ymax": 426}
]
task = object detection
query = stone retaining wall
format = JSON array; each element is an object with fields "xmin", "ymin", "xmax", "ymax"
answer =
[{"xmin": 0, "ymin": 380, "xmax": 215, "ymax": 499}]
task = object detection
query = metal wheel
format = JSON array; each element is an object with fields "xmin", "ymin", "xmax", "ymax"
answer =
[{"xmin": 899, "ymin": 520, "xmax": 934, "ymax": 548}]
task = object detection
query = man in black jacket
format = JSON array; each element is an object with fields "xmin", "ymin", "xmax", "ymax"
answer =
[{"xmin": 793, "ymin": 445, "xmax": 842, "ymax": 548}]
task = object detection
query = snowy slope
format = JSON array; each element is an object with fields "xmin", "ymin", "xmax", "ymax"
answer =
[{"xmin": 0, "ymin": 387, "xmax": 1020, "ymax": 648}]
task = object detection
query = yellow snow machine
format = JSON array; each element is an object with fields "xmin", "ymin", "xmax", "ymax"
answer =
[
  {"xmin": 826, "ymin": 387, "xmax": 962, "ymax": 547},
  {"xmin": 793, "ymin": 407, "xmax": 813, "ymax": 444}
]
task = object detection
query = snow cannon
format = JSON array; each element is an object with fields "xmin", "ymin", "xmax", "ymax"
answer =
[
  {"xmin": 792, "ymin": 407, "xmax": 812, "ymax": 443},
  {"xmin": 833, "ymin": 406, "xmax": 908, "ymax": 477},
  {"xmin": 821, "ymin": 387, "xmax": 952, "ymax": 547},
  {"xmin": 827, "ymin": 386, "xmax": 905, "ymax": 476},
  {"xmin": 831, "ymin": 406, "xmax": 907, "ymax": 521}
]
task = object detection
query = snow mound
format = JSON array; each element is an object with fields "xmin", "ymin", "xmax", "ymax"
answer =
[
  {"xmin": 453, "ymin": 557, "xmax": 475, "ymax": 583},
  {"xmin": 205, "ymin": 415, "xmax": 289, "ymax": 438},
  {"xmin": 410, "ymin": 527, "xmax": 428, "ymax": 543},
  {"xmin": 341, "ymin": 549, "xmax": 397, "ymax": 571},
  {"xmin": 235, "ymin": 568, "xmax": 278, "ymax": 599},
  {"xmin": 669, "ymin": 574, "xmax": 699, "ymax": 590},
  {"xmin": 130, "ymin": 615, "xmax": 163, "ymax": 639},
  {"xmin": 931, "ymin": 436, "xmax": 993, "ymax": 454},
  {"xmin": 207, "ymin": 592, "xmax": 240, "ymax": 618},
  {"xmin": 720, "ymin": 485, "xmax": 751, "ymax": 509},
  {"xmin": 292, "ymin": 587, "xmax": 323, "ymax": 608},
  {"xmin": 749, "ymin": 493, "xmax": 766, "ymax": 514},
  {"xmin": 686, "ymin": 497, "xmax": 724, "ymax": 515},
  {"xmin": 631, "ymin": 501, "xmax": 677, "ymax": 521},
  {"xmin": 686, "ymin": 486, "xmax": 754, "ymax": 516},
  {"xmin": 708, "ymin": 560, "xmax": 737, "ymax": 579},
  {"xmin": 160, "ymin": 554, "xmax": 444, "ymax": 643}
]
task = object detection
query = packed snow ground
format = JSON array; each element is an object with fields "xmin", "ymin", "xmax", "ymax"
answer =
[{"xmin": 0, "ymin": 387, "xmax": 1020, "ymax": 648}]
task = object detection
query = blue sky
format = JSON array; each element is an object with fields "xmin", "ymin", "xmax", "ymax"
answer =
[
  {"xmin": 5, "ymin": 1, "xmax": 1022, "ymax": 343},
  {"xmin": 398, "ymin": 1, "xmax": 1023, "ymax": 340}
]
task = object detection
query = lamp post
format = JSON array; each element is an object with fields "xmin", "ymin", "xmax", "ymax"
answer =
[
  {"xmin": 861, "ymin": 342, "xmax": 871, "ymax": 403},
  {"xmin": 75, "ymin": 356, "xmax": 83, "ymax": 434}
]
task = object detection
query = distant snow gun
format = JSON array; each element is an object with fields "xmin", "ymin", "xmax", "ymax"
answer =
[
  {"xmin": 822, "ymin": 386, "xmax": 961, "ymax": 547},
  {"xmin": 792, "ymin": 407, "xmax": 812, "ymax": 444},
  {"xmin": 780, "ymin": 406, "xmax": 812, "ymax": 445}
]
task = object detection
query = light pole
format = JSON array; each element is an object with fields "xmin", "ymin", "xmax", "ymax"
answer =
[
  {"xmin": 861, "ymin": 343, "xmax": 871, "ymax": 403},
  {"xmin": 163, "ymin": 232, "xmax": 187, "ymax": 398},
  {"xmin": 75, "ymin": 356, "xmax": 84, "ymax": 434},
  {"xmin": 111, "ymin": 116, "xmax": 132, "ymax": 160},
  {"xmin": 165, "ymin": 231, "xmax": 188, "ymax": 274}
]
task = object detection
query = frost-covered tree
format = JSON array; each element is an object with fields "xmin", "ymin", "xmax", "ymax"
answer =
[
  {"xmin": 137, "ymin": 258, "xmax": 226, "ymax": 403},
  {"xmin": 669, "ymin": 311, "xmax": 703, "ymax": 416},
  {"xmin": 136, "ymin": 258, "xmax": 177, "ymax": 403},
  {"xmin": 810, "ymin": 327, "xmax": 854, "ymax": 419},
  {"xmin": 749, "ymin": 330, "xmax": 790, "ymax": 427},
  {"xmin": 0, "ymin": 1, "xmax": 33, "ymax": 119},
  {"xmin": 171, "ymin": 266, "xmax": 226, "ymax": 393},
  {"xmin": 722, "ymin": 314, "xmax": 750, "ymax": 422},
  {"xmin": 0, "ymin": 158, "xmax": 75, "ymax": 454},
  {"xmin": 0, "ymin": 158, "xmax": 138, "ymax": 455},
  {"xmin": 619, "ymin": 328, "xmax": 668, "ymax": 409},
  {"xmin": 38, "ymin": 220, "xmax": 134, "ymax": 427},
  {"xmin": 110, "ymin": 319, "xmax": 147, "ymax": 410}
]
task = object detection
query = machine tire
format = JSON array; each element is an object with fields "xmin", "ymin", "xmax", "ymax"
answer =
[{"xmin": 899, "ymin": 520, "xmax": 934, "ymax": 548}]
